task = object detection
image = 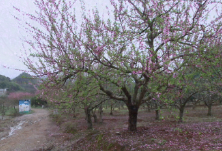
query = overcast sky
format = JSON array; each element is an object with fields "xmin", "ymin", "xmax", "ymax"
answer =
[
  {"xmin": 0, "ymin": 0, "xmax": 34, "ymax": 79},
  {"xmin": 0, "ymin": 0, "xmax": 110, "ymax": 79}
]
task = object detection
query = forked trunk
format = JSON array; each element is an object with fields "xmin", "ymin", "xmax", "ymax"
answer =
[{"xmin": 128, "ymin": 105, "xmax": 138, "ymax": 131}]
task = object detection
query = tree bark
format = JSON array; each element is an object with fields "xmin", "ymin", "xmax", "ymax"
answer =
[
  {"xmin": 155, "ymin": 103, "xmax": 159, "ymax": 120},
  {"xmin": 72, "ymin": 105, "xmax": 76, "ymax": 118},
  {"xmin": 92, "ymin": 109, "xmax": 98, "ymax": 123},
  {"xmin": 127, "ymin": 105, "xmax": 138, "ymax": 131},
  {"xmin": 155, "ymin": 109, "xmax": 160, "ymax": 120},
  {"xmin": 93, "ymin": 114, "xmax": 97, "ymax": 123},
  {"xmin": 207, "ymin": 105, "xmax": 212, "ymax": 116},
  {"xmin": 178, "ymin": 106, "xmax": 185, "ymax": 123},
  {"xmin": 99, "ymin": 104, "xmax": 103, "ymax": 123},
  {"xmin": 13, "ymin": 106, "xmax": 17, "ymax": 116},
  {"xmin": 85, "ymin": 107, "xmax": 92, "ymax": 129},
  {"xmin": 110, "ymin": 104, "xmax": 113, "ymax": 115}
]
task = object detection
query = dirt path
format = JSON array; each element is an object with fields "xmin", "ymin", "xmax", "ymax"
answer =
[{"xmin": 0, "ymin": 108, "xmax": 54, "ymax": 151}]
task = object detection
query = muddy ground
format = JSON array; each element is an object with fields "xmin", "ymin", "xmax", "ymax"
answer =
[{"xmin": 0, "ymin": 109, "xmax": 56, "ymax": 151}]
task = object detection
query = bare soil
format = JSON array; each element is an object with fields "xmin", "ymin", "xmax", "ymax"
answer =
[
  {"xmin": 1, "ymin": 106, "xmax": 222, "ymax": 151},
  {"xmin": 0, "ymin": 108, "xmax": 56, "ymax": 151}
]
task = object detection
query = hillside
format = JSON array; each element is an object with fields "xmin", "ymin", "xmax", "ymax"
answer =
[
  {"xmin": 0, "ymin": 75, "xmax": 24, "ymax": 93},
  {"xmin": 12, "ymin": 72, "xmax": 38, "ymax": 93}
]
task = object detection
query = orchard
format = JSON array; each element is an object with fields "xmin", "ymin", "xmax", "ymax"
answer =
[
  {"xmin": 15, "ymin": 0, "xmax": 222, "ymax": 131},
  {"xmin": 14, "ymin": 0, "xmax": 222, "ymax": 137}
]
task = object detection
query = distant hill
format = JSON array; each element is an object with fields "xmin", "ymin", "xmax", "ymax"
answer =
[
  {"xmin": 12, "ymin": 72, "xmax": 38, "ymax": 93},
  {"xmin": 0, "ymin": 75, "xmax": 24, "ymax": 93}
]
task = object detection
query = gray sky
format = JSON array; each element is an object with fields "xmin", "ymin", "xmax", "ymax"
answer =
[
  {"xmin": 0, "ymin": 0, "xmax": 36, "ymax": 79},
  {"xmin": 0, "ymin": 0, "xmax": 110, "ymax": 79}
]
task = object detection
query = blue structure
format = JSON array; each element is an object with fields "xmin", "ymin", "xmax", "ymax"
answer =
[{"xmin": 19, "ymin": 100, "xmax": 31, "ymax": 113}]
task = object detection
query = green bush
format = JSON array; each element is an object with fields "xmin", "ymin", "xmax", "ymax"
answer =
[{"xmin": 31, "ymin": 96, "xmax": 47, "ymax": 107}]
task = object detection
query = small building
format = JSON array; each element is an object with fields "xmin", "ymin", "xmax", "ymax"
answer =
[
  {"xmin": 0, "ymin": 89, "xmax": 7, "ymax": 96},
  {"xmin": 19, "ymin": 100, "xmax": 31, "ymax": 113}
]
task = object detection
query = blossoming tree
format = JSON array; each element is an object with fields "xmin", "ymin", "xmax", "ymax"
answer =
[{"xmin": 17, "ymin": 0, "xmax": 222, "ymax": 131}]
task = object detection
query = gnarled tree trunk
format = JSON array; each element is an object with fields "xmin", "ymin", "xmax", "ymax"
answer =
[{"xmin": 127, "ymin": 105, "xmax": 138, "ymax": 131}]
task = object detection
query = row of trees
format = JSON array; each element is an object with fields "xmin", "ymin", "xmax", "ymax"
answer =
[{"xmin": 16, "ymin": 0, "xmax": 222, "ymax": 131}]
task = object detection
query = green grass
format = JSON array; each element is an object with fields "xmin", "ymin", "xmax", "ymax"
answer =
[{"xmin": 19, "ymin": 110, "xmax": 34, "ymax": 115}]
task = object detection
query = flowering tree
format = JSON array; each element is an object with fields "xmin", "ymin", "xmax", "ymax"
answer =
[
  {"xmin": 17, "ymin": 0, "xmax": 222, "ymax": 131},
  {"xmin": 8, "ymin": 92, "xmax": 33, "ymax": 106}
]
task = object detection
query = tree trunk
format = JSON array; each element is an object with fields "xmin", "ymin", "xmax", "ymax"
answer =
[
  {"xmin": 192, "ymin": 102, "xmax": 196, "ymax": 110},
  {"xmin": 2, "ymin": 104, "xmax": 5, "ymax": 120},
  {"xmin": 92, "ymin": 109, "xmax": 98, "ymax": 123},
  {"xmin": 99, "ymin": 104, "xmax": 103, "ymax": 123},
  {"xmin": 178, "ymin": 106, "xmax": 185, "ymax": 123},
  {"xmin": 85, "ymin": 107, "xmax": 92, "ymax": 129},
  {"xmin": 128, "ymin": 105, "xmax": 138, "ymax": 131},
  {"xmin": 207, "ymin": 105, "xmax": 212, "ymax": 116},
  {"xmin": 93, "ymin": 114, "xmax": 97, "ymax": 123},
  {"xmin": 155, "ymin": 103, "xmax": 159, "ymax": 120},
  {"xmin": 13, "ymin": 106, "xmax": 17, "ymax": 116},
  {"xmin": 110, "ymin": 105, "xmax": 113, "ymax": 115},
  {"xmin": 155, "ymin": 109, "xmax": 160, "ymax": 120},
  {"xmin": 72, "ymin": 105, "xmax": 76, "ymax": 118}
]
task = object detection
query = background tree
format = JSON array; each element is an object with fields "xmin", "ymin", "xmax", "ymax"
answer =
[{"xmin": 0, "ymin": 75, "xmax": 24, "ymax": 93}]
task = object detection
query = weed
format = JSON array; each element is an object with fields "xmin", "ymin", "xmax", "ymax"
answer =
[
  {"xmin": 50, "ymin": 114, "xmax": 63, "ymax": 126},
  {"xmin": 151, "ymin": 138, "xmax": 156, "ymax": 142},
  {"xmin": 107, "ymin": 143, "xmax": 114, "ymax": 150},
  {"xmin": 159, "ymin": 139, "xmax": 167, "ymax": 146},
  {"xmin": 63, "ymin": 122, "xmax": 77, "ymax": 134},
  {"xmin": 174, "ymin": 127, "xmax": 183, "ymax": 133}
]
